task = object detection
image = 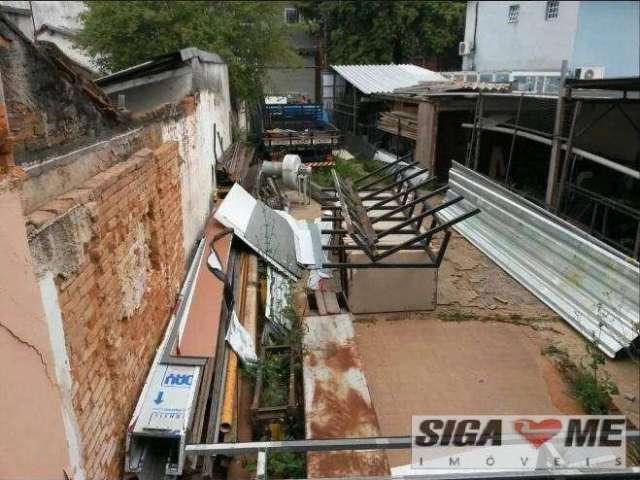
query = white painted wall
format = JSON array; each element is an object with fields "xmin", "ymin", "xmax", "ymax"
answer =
[
  {"xmin": 162, "ymin": 88, "xmax": 231, "ymax": 258},
  {"xmin": 39, "ymin": 273, "xmax": 85, "ymax": 480},
  {"xmin": 462, "ymin": 1, "xmax": 580, "ymax": 71},
  {"xmin": 0, "ymin": 1, "xmax": 96, "ymax": 72}
]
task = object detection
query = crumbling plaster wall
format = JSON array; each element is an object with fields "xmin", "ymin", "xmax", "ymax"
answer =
[
  {"xmin": 162, "ymin": 83, "xmax": 231, "ymax": 258},
  {"xmin": 20, "ymin": 126, "xmax": 161, "ymax": 214},
  {"xmin": 0, "ymin": 18, "xmax": 114, "ymax": 166},
  {"xmin": 26, "ymin": 143, "xmax": 185, "ymax": 479}
]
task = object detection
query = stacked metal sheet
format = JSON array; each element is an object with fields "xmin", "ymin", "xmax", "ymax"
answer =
[{"xmin": 438, "ymin": 162, "xmax": 640, "ymax": 358}]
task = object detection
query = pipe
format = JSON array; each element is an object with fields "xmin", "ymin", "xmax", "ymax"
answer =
[
  {"xmin": 461, "ymin": 123, "xmax": 640, "ymax": 180},
  {"xmin": 220, "ymin": 254, "xmax": 249, "ymax": 435}
]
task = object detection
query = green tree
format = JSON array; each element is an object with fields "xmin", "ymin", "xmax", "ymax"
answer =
[
  {"xmin": 297, "ymin": 1, "xmax": 465, "ymax": 68},
  {"xmin": 76, "ymin": 1, "xmax": 301, "ymax": 101}
]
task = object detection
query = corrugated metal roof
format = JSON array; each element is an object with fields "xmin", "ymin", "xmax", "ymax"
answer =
[
  {"xmin": 439, "ymin": 163, "xmax": 640, "ymax": 358},
  {"xmin": 393, "ymin": 81, "xmax": 512, "ymax": 96},
  {"xmin": 331, "ymin": 64, "xmax": 447, "ymax": 94}
]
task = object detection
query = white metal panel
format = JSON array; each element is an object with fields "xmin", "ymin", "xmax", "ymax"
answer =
[
  {"xmin": 215, "ymin": 183, "xmax": 257, "ymax": 232},
  {"xmin": 134, "ymin": 364, "xmax": 200, "ymax": 434},
  {"xmin": 331, "ymin": 64, "xmax": 447, "ymax": 94},
  {"xmin": 214, "ymin": 184, "xmax": 302, "ymax": 278},
  {"xmin": 438, "ymin": 163, "xmax": 640, "ymax": 358}
]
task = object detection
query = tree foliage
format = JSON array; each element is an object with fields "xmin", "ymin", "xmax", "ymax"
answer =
[
  {"xmin": 297, "ymin": 1, "xmax": 465, "ymax": 67},
  {"xmin": 76, "ymin": 1, "xmax": 301, "ymax": 101}
]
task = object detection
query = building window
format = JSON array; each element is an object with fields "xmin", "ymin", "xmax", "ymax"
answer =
[
  {"xmin": 507, "ymin": 4, "xmax": 520, "ymax": 23},
  {"xmin": 284, "ymin": 7, "xmax": 300, "ymax": 24},
  {"xmin": 545, "ymin": 1, "xmax": 559, "ymax": 20}
]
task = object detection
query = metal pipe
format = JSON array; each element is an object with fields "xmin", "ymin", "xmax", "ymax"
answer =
[
  {"xmin": 186, "ymin": 436, "xmax": 412, "ymax": 455},
  {"xmin": 376, "ymin": 196, "xmax": 464, "ymax": 240},
  {"xmin": 366, "ymin": 176, "xmax": 437, "ymax": 211},
  {"xmin": 556, "ymin": 100, "xmax": 582, "ymax": 212},
  {"xmin": 371, "ymin": 186, "xmax": 449, "ymax": 224},
  {"xmin": 359, "ymin": 167, "xmax": 429, "ymax": 201},
  {"xmin": 505, "ymin": 93, "xmax": 524, "ymax": 185},
  {"xmin": 375, "ymin": 209, "xmax": 480, "ymax": 261},
  {"xmin": 461, "ymin": 123, "xmax": 640, "ymax": 180}
]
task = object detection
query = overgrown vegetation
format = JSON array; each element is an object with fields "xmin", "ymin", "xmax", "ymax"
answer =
[
  {"xmin": 542, "ymin": 340, "xmax": 619, "ymax": 415},
  {"xmin": 261, "ymin": 351, "xmax": 290, "ymax": 408},
  {"xmin": 245, "ymin": 445, "xmax": 306, "ymax": 479},
  {"xmin": 297, "ymin": 1, "xmax": 466, "ymax": 68},
  {"xmin": 312, "ymin": 156, "xmax": 388, "ymax": 187},
  {"xmin": 241, "ymin": 262, "xmax": 307, "ymax": 478},
  {"xmin": 76, "ymin": 1, "xmax": 301, "ymax": 101}
]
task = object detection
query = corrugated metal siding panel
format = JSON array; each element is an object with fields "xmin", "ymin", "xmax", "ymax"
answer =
[
  {"xmin": 438, "ymin": 163, "xmax": 640, "ymax": 358},
  {"xmin": 331, "ymin": 64, "xmax": 447, "ymax": 94}
]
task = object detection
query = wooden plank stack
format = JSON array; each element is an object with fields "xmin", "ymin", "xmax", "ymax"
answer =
[{"xmin": 377, "ymin": 111, "xmax": 419, "ymax": 140}]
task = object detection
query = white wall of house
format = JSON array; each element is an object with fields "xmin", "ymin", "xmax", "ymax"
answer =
[
  {"xmin": 461, "ymin": 0, "xmax": 580, "ymax": 72},
  {"xmin": 0, "ymin": 1, "xmax": 96, "ymax": 72},
  {"xmin": 161, "ymin": 74, "xmax": 231, "ymax": 258}
]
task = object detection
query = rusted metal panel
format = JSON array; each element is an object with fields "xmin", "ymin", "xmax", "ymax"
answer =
[
  {"xmin": 303, "ymin": 313, "xmax": 390, "ymax": 478},
  {"xmin": 177, "ymin": 217, "xmax": 231, "ymax": 358}
]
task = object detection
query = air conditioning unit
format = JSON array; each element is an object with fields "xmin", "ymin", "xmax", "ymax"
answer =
[
  {"xmin": 459, "ymin": 41, "xmax": 473, "ymax": 56},
  {"xmin": 576, "ymin": 66, "xmax": 605, "ymax": 80}
]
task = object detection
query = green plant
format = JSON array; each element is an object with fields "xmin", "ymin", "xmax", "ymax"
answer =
[
  {"xmin": 312, "ymin": 156, "xmax": 390, "ymax": 187},
  {"xmin": 244, "ymin": 450, "xmax": 306, "ymax": 479},
  {"xmin": 570, "ymin": 340, "xmax": 619, "ymax": 414},
  {"xmin": 545, "ymin": 339, "xmax": 620, "ymax": 415},
  {"xmin": 260, "ymin": 351, "xmax": 290, "ymax": 408},
  {"xmin": 297, "ymin": 1, "xmax": 465, "ymax": 68},
  {"xmin": 76, "ymin": 1, "xmax": 301, "ymax": 101},
  {"xmin": 267, "ymin": 451, "xmax": 306, "ymax": 479}
]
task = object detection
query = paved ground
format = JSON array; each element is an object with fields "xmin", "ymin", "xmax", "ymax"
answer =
[{"xmin": 353, "ymin": 232, "xmax": 639, "ymax": 468}]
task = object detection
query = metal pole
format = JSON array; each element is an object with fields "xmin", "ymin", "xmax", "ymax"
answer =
[
  {"xmin": 472, "ymin": 93, "xmax": 484, "ymax": 171},
  {"xmin": 556, "ymin": 99, "xmax": 582, "ymax": 213},
  {"xmin": 352, "ymin": 87, "xmax": 357, "ymax": 134},
  {"xmin": 186, "ymin": 436, "xmax": 412, "ymax": 455},
  {"xmin": 545, "ymin": 59, "xmax": 569, "ymax": 208},
  {"xmin": 505, "ymin": 93, "xmax": 524, "ymax": 186},
  {"xmin": 396, "ymin": 117, "xmax": 401, "ymax": 161},
  {"xmin": 465, "ymin": 95, "xmax": 478, "ymax": 167},
  {"xmin": 256, "ymin": 449, "xmax": 267, "ymax": 480}
]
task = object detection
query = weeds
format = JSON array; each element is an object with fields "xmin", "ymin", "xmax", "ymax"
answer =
[
  {"xmin": 260, "ymin": 351, "xmax": 290, "ymax": 408},
  {"xmin": 311, "ymin": 156, "xmax": 388, "ymax": 187},
  {"xmin": 437, "ymin": 311, "xmax": 558, "ymax": 332},
  {"xmin": 244, "ymin": 450, "xmax": 306, "ymax": 479},
  {"xmin": 543, "ymin": 340, "xmax": 619, "ymax": 414}
]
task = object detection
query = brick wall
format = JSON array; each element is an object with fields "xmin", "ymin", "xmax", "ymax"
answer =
[
  {"xmin": 27, "ymin": 142, "xmax": 185, "ymax": 479},
  {"xmin": 0, "ymin": 18, "xmax": 116, "ymax": 166}
]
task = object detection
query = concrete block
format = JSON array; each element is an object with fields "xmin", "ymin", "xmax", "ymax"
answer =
[{"xmin": 347, "ymin": 250, "xmax": 437, "ymax": 314}]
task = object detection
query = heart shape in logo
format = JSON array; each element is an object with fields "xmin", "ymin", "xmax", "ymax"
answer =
[{"xmin": 514, "ymin": 418, "xmax": 562, "ymax": 448}]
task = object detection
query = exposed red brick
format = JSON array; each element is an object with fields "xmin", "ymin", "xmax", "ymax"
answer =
[{"xmin": 54, "ymin": 142, "xmax": 185, "ymax": 479}]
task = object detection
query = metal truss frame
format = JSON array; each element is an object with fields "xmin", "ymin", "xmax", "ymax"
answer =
[{"xmin": 318, "ymin": 157, "xmax": 480, "ymax": 271}]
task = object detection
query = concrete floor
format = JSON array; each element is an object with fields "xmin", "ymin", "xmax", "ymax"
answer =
[
  {"xmin": 352, "ymin": 232, "xmax": 639, "ymax": 468},
  {"xmin": 355, "ymin": 317, "xmax": 581, "ymax": 467}
]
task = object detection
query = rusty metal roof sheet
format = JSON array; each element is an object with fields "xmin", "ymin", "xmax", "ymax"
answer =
[
  {"xmin": 331, "ymin": 64, "xmax": 447, "ymax": 94},
  {"xmin": 303, "ymin": 313, "xmax": 390, "ymax": 478}
]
